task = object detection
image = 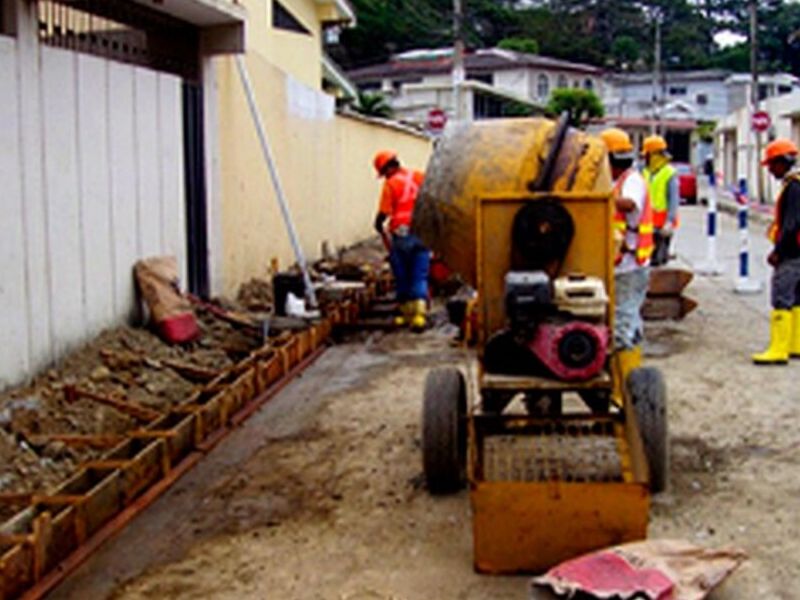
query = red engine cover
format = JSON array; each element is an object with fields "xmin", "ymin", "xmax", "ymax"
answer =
[{"xmin": 528, "ymin": 321, "xmax": 609, "ymax": 381}]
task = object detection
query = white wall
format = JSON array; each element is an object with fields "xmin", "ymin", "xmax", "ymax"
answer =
[{"xmin": 0, "ymin": 28, "xmax": 186, "ymax": 388}]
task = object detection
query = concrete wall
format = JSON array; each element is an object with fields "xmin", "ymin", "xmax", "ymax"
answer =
[
  {"xmin": 0, "ymin": 14, "xmax": 185, "ymax": 388},
  {"xmin": 715, "ymin": 91, "xmax": 800, "ymax": 202},
  {"xmin": 211, "ymin": 52, "xmax": 432, "ymax": 296}
]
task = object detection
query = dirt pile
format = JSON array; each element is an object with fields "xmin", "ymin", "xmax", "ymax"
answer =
[{"xmin": 0, "ymin": 300, "xmax": 264, "ymax": 522}]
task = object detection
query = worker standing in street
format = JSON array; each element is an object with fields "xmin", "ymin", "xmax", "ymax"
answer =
[
  {"xmin": 600, "ymin": 128, "xmax": 654, "ymax": 370},
  {"xmin": 373, "ymin": 150, "xmax": 430, "ymax": 331},
  {"xmin": 641, "ymin": 134, "xmax": 680, "ymax": 266},
  {"xmin": 753, "ymin": 138, "xmax": 800, "ymax": 365}
]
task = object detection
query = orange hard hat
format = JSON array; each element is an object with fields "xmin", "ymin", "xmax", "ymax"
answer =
[
  {"xmin": 373, "ymin": 150, "xmax": 397, "ymax": 175},
  {"xmin": 600, "ymin": 128, "xmax": 634, "ymax": 157},
  {"xmin": 762, "ymin": 138, "xmax": 799, "ymax": 165},
  {"xmin": 642, "ymin": 134, "xmax": 668, "ymax": 155}
]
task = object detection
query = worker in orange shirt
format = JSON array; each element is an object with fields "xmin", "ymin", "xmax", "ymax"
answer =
[{"xmin": 373, "ymin": 150, "xmax": 429, "ymax": 330}]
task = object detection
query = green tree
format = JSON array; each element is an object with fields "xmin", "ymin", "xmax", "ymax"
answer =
[
  {"xmin": 611, "ymin": 35, "xmax": 640, "ymax": 69},
  {"xmin": 546, "ymin": 88, "xmax": 604, "ymax": 128},
  {"xmin": 353, "ymin": 91, "xmax": 393, "ymax": 118},
  {"xmin": 497, "ymin": 37, "xmax": 539, "ymax": 54}
]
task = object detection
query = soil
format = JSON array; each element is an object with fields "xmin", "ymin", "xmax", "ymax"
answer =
[
  {"xmin": 0, "ymin": 298, "xmax": 263, "ymax": 521},
  {"xmin": 0, "ymin": 239, "xmax": 389, "ymax": 524},
  {"xmin": 89, "ymin": 263, "xmax": 799, "ymax": 600}
]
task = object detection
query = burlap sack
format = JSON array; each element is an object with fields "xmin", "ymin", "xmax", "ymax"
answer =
[{"xmin": 134, "ymin": 257, "xmax": 193, "ymax": 324}]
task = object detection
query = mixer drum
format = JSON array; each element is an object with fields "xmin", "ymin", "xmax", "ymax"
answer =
[{"xmin": 412, "ymin": 118, "xmax": 611, "ymax": 288}]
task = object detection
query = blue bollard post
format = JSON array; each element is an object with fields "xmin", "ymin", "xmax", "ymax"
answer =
[
  {"xmin": 697, "ymin": 171, "xmax": 723, "ymax": 275},
  {"xmin": 734, "ymin": 178, "xmax": 762, "ymax": 294}
]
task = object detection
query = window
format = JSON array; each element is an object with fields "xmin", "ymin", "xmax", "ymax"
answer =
[
  {"xmin": 468, "ymin": 72, "xmax": 493, "ymax": 85},
  {"xmin": 583, "ymin": 78, "xmax": 594, "ymax": 91},
  {"xmin": 557, "ymin": 74, "xmax": 568, "ymax": 89},
  {"xmin": 779, "ymin": 85, "xmax": 793, "ymax": 95},
  {"xmin": 1, "ymin": 0, "xmax": 15, "ymax": 36},
  {"xmin": 537, "ymin": 74, "xmax": 550, "ymax": 99},
  {"xmin": 668, "ymin": 86, "xmax": 687, "ymax": 96},
  {"xmin": 273, "ymin": 0, "xmax": 311, "ymax": 35},
  {"xmin": 696, "ymin": 93, "xmax": 708, "ymax": 106}
]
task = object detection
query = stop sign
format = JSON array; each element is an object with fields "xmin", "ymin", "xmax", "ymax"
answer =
[
  {"xmin": 427, "ymin": 108, "xmax": 447, "ymax": 132},
  {"xmin": 752, "ymin": 110, "xmax": 771, "ymax": 132}
]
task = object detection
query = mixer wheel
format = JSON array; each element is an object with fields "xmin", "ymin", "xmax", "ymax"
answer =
[
  {"xmin": 422, "ymin": 368, "xmax": 467, "ymax": 494},
  {"xmin": 628, "ymin": 367, "xmax": 669, "ymax": 493}
]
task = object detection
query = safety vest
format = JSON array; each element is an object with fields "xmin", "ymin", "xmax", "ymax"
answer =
[
  {"xmin": 613, "ymin": 169, "xmax": 654, "ymax": 266},
  {"xmin": 385, "ymin": 168, "xmax": 422, "ymax": 232},
  {"xmin": 643, "ymin": 164, "xmax": 676, "ymax": 229},
  {"xmin": 768, "ymin": 171, "xmax": 800, "ymax": 244}
]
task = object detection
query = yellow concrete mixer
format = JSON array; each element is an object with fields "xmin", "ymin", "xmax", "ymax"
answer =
[{"xmin": 414, "ymin": 116, "xmax": 667, "ymax": 574}]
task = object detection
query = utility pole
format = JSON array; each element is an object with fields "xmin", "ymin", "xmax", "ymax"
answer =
[
  {"xmin": 452, "ymin": 0, "xmax": 467, "ymax": 121},
  {"xmin": 651, "ymin": 11, "xmax": 662, "ymax": 135},
  {"xmin": 750, "ymin": 0, "xmax": 765, "ymax": 203}
]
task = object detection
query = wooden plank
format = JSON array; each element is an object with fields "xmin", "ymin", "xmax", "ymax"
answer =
[
  {"xmin": 134, "ymin": 68, "xmax": 161, "ymax": 259},
  {"xmin": 157, "ymin": 73, "xmax": 187, "ymax": 284},
  {"xmin": 76, "ymin": 53, "xmax": 115, "ymax": 334},
  {"xmin": 481, "ymin": 371, "xmax": 612, "ymax": 391},
  {"xmin": 642, "ymin": 296, "xmax": 698, "ymax": 321},
  {"xmin": 41, "ymin": 47, "xmax": 85, "ymax": 357},
  {"xmin": 108, "ymin": 62, "xmax": 139, "ymax": 320},
  {"xmin": 648, "ymin": 267, "xmax": 693, "ymax": 297},
  {"xmin": 0, "ymin": 38, "xmax": 30, "ymax": 387}
]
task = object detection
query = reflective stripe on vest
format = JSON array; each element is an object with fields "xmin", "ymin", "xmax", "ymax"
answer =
[
  {"xmin": 643, "ymin": 164, "xmax": 676, "ymax": 229},
  {"xmin": 388, "ymin": 169, "xmax": 420, "ymax": 232},
  {"xmin": 613, "ymin": 169, "xmax": 654, "ymax": 266},
  {"xmin": 768, "ymin": 171, "xmax": 800, "ymax": 244}
]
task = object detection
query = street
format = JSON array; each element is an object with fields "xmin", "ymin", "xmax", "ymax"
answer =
[{"xmin": 52, "ymin": 206, "xmax": 799, "ymax": 600}]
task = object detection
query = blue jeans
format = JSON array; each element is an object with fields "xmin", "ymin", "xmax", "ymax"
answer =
[
  {"xmin": 614, "ymin": 268, "xmax": 650, "ymax": 350},
  {"xmin": 390, "ymin": 234, "xmax": 430, "ymax": 302}
]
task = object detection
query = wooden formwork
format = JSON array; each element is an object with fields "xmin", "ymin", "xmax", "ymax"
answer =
[{"xmin": 0, "ymin": 281, "xmax": 378, "ymax": 600}]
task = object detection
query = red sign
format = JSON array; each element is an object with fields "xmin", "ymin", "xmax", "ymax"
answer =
[
  {"xmin": 427, "ymin": 108, "xmax": 447, "ymax": 132},
  {"xmin": 751, "ymin": 110, "xmax": 771, "ymax": 132}
]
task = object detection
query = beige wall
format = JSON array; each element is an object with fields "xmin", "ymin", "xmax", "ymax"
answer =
[
  {"xmin": 213, "ymin": 52, "xmax": 432, "ymax": 296},
  {"xmin": 262, "ymin": 0, "xmax": 323, "ymax": 88}
]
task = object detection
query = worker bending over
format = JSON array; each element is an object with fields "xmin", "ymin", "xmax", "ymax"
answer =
[
  {"xmin": 641, "ymin": 135, "xmax": 680, "ymax": 266},
  {"xmin": 373, "ymin": 150, "xmax": 430, "ymax": 331},
  {"xmin": 600, "ymin": 128, "xmax": 654, "ymax": 368},
  {"xmin": 753, "ymin": 138, "xmax": 800, "ymax": 365}
]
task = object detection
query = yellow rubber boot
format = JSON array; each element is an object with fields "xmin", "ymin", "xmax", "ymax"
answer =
[
  {"xmin": 791, "ymin": 308, "xmax": 800, "ymax": 358},
  {"xmin": 394, "ymin": 301, "xmax": 411, "ymax": 327},
  {"xmin": 752, "ymin": 309, "xmax": 791, "ymax": 365},
  {"xmin": 611, "ymin": 346, "xmax": 642, "ymax": 405},
  {"xmin": 410, "ymin": 299, "xmax": 427, "ymax": 332}
]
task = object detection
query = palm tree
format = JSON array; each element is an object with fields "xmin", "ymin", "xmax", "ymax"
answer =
[{"xmin": 353, "ymin": 91, "xmax": 393, "ymax": 118}]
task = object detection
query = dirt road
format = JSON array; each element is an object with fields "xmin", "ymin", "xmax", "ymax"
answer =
[{"xmin": 53, "ymin": 207, "xmax": 799, "ymax": 599}]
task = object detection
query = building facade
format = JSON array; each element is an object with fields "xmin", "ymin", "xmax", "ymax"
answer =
[
  {"xmin": 347, "ymin": 48, "xmax": 603, "ymax": 128},
  {"xmin": 604, "ymin": 70, "xmax": 800, "ymax": 123},
  {"xmin": 0, "ymin": 0, "xmax": 432, "ymax": 389}
]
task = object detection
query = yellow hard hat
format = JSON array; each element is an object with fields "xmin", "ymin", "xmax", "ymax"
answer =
[
  {"xmin": 642, "ymin": 135, "xmax": 668, "ymax": 155},
  {"xmin": 600, "ymin": 128, "xmax": 634, "ymax": 157}
]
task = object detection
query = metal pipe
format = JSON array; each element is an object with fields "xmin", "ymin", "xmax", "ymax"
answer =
[
  {"xmin": 452, "ymin": 0, "xmax": 466, "ymax": 121},
  {"xmin": 234, "ymin": 55, "xmax": 318, "ymax": 308}
]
